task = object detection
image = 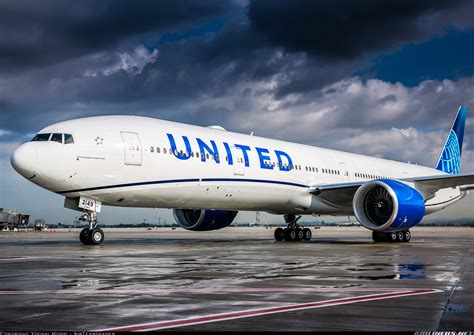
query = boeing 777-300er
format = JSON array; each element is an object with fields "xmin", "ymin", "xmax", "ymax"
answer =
[{"xmin": 10, "ymin": 106, "xmax": 474, "ymax": 245}]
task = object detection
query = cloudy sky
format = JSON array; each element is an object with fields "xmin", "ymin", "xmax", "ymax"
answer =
[{"xmin": 0, "ymin": 0, "xmax": 473, "ymax": 225}]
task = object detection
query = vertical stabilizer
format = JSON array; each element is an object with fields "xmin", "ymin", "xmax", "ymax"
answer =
[{"xmin": 436, "ymin": 106, "xmax": 468, "ymax": 174}]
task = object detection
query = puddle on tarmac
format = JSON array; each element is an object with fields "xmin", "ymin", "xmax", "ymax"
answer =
[{"xmin": 348, "ymin": 263, "xmax": 427, "ymax": 280}]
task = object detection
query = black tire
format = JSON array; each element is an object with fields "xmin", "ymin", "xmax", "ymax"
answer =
[
  {"xmin": 285, "ymin": 229, "xmax": 297, "ymax": 241},
  {"xmin": 397, "ymin": 231, "xmax": 404, "ymax": 242},
  {"xmin": 389, "ymin": 232, "xmax": 398, "ymax": 243},
  {"xmin": 89, "ymin": 228, "xmax": 104, "ymax": 245},
  {"xmin": 302, "ymin": 228, "xmax": 312, "ymax": 241},
  {"xmin": 274, "ymin": 228, "xmax": 284, "ymax": 241},
  {"xmin": 372, "ymin": 231, "xmax": 381, "ymax": 242},
  {"xmin": 80, "ymin": 228, "xmax": 91, "ymax": 245},
  {"xmin": 403, "ymin": 230, "xmax": 411, "ymax": 242},
  {"xmin": 295, "ymin": 228, "xmax": 304, "ymax": 241}
]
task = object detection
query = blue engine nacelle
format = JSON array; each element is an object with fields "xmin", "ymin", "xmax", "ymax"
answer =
[
  {"xmin": 353, "ymin": 179, "xmax": 425, "ymax": 232},
  {"xmin": 173, "ymin": 209, "xmax": 238, "ymax": 231}
]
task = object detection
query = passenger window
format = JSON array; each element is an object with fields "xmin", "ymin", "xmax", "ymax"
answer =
[
  {"xmin": 64, "ymin": 134, "xmax": 74, "ymax": 144},
  {"xmin": 163, "ymin": 148, "xmax": 167, "ymax": 154},
  {"xmin": 31, "ymin": 133, "xmax": 51, "ymax": 142},
  {"xmin": 157, "ymin": 147, "xmax": 160, "ymax": 153},
  {"xmin": 150, "ymin": 146, "xmax": 154, "ymax": 153},
  {"xmin": 50, "ymin": 133, "xmax": 63, "ymax": 143}
]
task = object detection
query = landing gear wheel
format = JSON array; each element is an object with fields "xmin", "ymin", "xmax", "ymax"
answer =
[
  {"xmin": 389, "ymin": 232, "xmax": 398, "ymax": 243},
  {"xmin": 302, "ymin": 228, "xmax": 312, "ymax": 241},
  {"xmin": 372, "ymin": 231, "xmax": 382, "ymax": 242},
  {"xmin": 80, "ymin": 228, "xmax": 91, "ymax": 245},
  {"xmin": 285, "ymin": 229, "xmax": 297, "ymax": 241},
  {"xmin": 397, "ymin": 231, "xmax": 405, "ymax": 242},
  {"xmin": 89, "ymin": 228, "xmax": 104, "ymax": 245},
  {"xmin": 295, "ymin": 228, "xmax": 304, "ymax": 241},
  {"xmin": 403, "ymin": 230, "xmax": 411, "ymax": 242},
  {"xmin": 274, "ymin": 228, "xmax": 284, "ymax": 241}
]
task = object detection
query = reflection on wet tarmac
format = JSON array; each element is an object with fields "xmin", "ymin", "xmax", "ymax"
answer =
[{"xmin": 0, "ymin": 227, "xmax": 472, "ymax": 331}]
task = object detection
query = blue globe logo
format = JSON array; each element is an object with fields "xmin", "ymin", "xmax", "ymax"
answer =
[{"xmin": 437, "ymin": 130, "xmax": 461, "ymax": 174}]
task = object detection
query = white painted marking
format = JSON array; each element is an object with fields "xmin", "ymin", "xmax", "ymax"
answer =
[{"xmin": 0, "ymin": 287, "xmax": 434, "ymax": 295}]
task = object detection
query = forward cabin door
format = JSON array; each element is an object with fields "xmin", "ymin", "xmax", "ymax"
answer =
[
  {"xmin": 121, "ymin": 131, "xmax": 142, "ymax": 166},
  {"xmin": 339, "ymin": 161, "xmax": 350, "ymax": 182},
  {"xmin": 232, "ymin": 146, "xmax": 245, "ymax": 176}
]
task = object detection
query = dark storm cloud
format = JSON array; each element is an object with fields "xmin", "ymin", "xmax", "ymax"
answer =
[
  {"xmin": 248, "ymin": 0, "xmax": 473, "ymax": 60},
  {"xmin": 0, "ymin": 0, "xmax": 232, "ymax": 71},
  {"xmin": 0, "ymin": 0, "xmax": 473, "ymax": 141}
]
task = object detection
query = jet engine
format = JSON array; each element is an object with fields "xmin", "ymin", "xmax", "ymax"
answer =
[
  {"xmin": 173, "ymin": 209, "xmax": 238, "ymax": 231},
  {"xmin": 353, "ymin": 179, "xmax": 425, "ymax": 232}
]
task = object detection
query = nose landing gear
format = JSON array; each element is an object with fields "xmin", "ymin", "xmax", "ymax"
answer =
[
  {"xmin": 274, "ymin": 214, "xmax": 312, "ymax": 242},
  {"xmin": 79, "ymin": 211, "xmax": 104, "ymax": 245}
]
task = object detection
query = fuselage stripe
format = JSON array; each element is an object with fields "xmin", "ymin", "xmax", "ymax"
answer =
[{"xmin": 57, "ymin": 178, "xmax": 308, "ymax": 194}]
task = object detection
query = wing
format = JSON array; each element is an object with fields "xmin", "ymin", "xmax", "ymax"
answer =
[
  {"xmin": 308, "ymin": 173, "xmax": 474, "ymax": 208},
  {"xmin": 407, "ymin": 174, "xmax": 474, "ymax": 198}
]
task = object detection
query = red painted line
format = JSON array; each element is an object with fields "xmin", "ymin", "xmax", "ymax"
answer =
[{"xmin": 98, "ymin": 289, "xmax": 441, "ymax": 332}]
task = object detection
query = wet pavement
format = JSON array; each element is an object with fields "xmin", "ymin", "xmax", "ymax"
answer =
[{"xmin": 0, "ymin": 227, "xmax": 472, "ymax": 331}]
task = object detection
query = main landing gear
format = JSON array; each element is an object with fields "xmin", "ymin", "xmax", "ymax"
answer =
[
  {"xmin": 372, "ymin": 230, "xmax": 411, "ymax": 243},
  {"xmin": 79, "ymin": 211, "xmax": 104, "ymax": 245},
  {"xmin": 274, "ymin": 214, "xmax": 312, "ymax": 242}
]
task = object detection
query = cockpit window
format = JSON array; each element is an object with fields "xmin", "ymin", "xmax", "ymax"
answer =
[
  {"xmin": 64, "ymin": 134, "xmax": 74, "ymax": 144},
  {"xmin": 31, "ymin": 133, "xmax": 74, "ymax": 144},
  {"xmin": 51, "ymin": 133, "xmax": 63, "ymax": 143},
  {"xmin": 31, "ymin": 133, "xmax": 51, "ymax": 141}
]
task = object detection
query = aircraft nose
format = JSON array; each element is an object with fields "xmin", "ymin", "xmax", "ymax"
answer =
[{"xmin": 11, "ymin": 143, "xmax": 37, "ymax": 179}]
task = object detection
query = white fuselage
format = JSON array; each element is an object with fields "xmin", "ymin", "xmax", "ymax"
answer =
[{"xmin": 12, "ymin": 115, "xmax": 452, "ymax": 216}]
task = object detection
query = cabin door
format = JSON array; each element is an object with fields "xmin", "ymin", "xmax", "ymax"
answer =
[{"xmin": 121, "ymin": 131, "xmax": 142, "ymax": 166}]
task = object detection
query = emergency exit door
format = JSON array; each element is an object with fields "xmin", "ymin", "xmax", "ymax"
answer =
[
  {"xmin": 121, "ymin": 131, "xmax": 142, "ymax": 166},
  {"xmin": 232, "ymin": 146, "xmax": 245, "ymax": 176},
  {"xmin": 339, "ymin": 161, "xmax": 350, "ymax": 182}
]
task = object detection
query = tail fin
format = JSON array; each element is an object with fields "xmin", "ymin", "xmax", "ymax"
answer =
[{"xmin": 436, "ymin": 106, "xmax": 468, "ymax": 175}]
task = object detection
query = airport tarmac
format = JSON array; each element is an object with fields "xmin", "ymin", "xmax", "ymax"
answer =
[{"xmin": 0, "ymin": 226, "xmax": 472, "ymax": 331}]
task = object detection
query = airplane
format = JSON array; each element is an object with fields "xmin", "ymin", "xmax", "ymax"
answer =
[{"xmin": 10, "ymin": 106, "xmax": 474, "ymax": 245}]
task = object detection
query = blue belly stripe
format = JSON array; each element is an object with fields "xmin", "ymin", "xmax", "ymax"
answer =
[{"xmin": 58, "ymin": 178, "xmax": 308, "ymax": 194}]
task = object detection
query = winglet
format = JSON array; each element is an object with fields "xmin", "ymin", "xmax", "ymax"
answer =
[{"xmin": 436, "ymin": 106, "xmax": 468, "ymax": 175}]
